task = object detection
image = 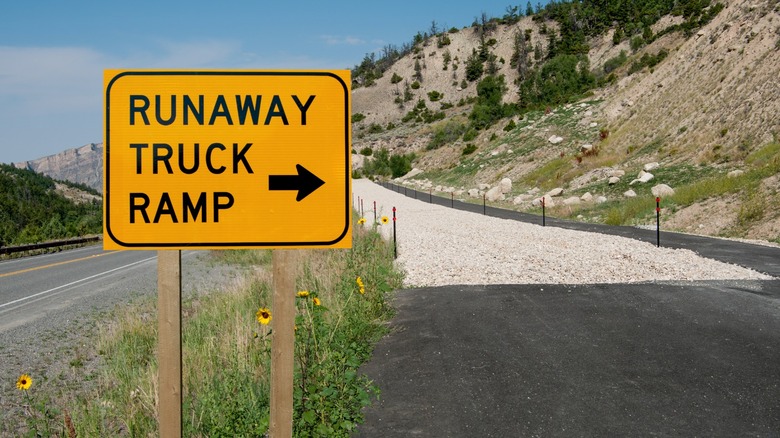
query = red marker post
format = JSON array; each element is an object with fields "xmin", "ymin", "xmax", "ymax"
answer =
[
  {"xmin": 373, "ymin": 201, "xmax": 377, "ymax": 224},
  {"xmin": 392, "ymin": 207, "xmax": 397, "ymax": 259},
  {"xmin": 656, "ymin": 197, "xmax": 661, "ymax": 247}
]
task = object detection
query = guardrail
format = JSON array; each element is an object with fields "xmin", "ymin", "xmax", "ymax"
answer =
[{"xmin": 0, "ymin": 236, "xmax": 101, "ymax": 255}]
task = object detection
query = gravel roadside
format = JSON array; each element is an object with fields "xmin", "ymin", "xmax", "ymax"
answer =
[
  {"xmin": 353, "ymin": 179, "xmax": 774, "ymax": 287},
  {"xmin": 0, "ymin": 250, "xmax": 244, "ymax": 435}
]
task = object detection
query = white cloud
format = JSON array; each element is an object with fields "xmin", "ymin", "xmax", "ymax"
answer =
[
  {"xmin": 0, "ymin": 46, "xmax": 106, "ymax": 113},
  {"xmin": 319, "ymin": 35, "xmax": 366, "ymax": 46}
]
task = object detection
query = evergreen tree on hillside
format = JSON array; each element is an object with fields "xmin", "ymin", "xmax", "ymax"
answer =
[{"xmin": 0, "ymin": 164, "xmax": 101, "ymax": 246}]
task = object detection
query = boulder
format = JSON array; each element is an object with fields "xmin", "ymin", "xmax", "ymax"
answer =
[
  {"xmin": 630, "ymin": 171, "xmax": 654, "ymax": 185},
  {"xmin": 397, "ymin": 168, "xmax": 423, "ymax": 180},
  {"xmin": 580, "ymin": 192, "xmax": 593, "ymax": 202},
  {"xmin": 608, "ymin": 169, "xmax": 625, "ymax": 178},
  {"xmin": 478, "ymin": 183, "xmax": 491, "ymax": 190},
  {"xmin": 485, "ymin": 186, "xmax": 505, "ymax": 202},
  {"xmin": 499, "ymin": 178, "xmax": 512, "ymax": 194},
  {"xmin": 468, "ymin": 188, "xmax": 481, "ymax": 198},
  {"xmin": 563, "ymin": 196, "xmax": 581, "ymax": 206},
  {"xmin": 534, "ymin": 195, "xmax": 555, "ymax": 207},
  {"xmin": 580, "ymin": 144, "xmax": 594, "ymax": 153},
  {"xmin": 643, "ymin": 162, "xmax": 660, "ymax": 172},
  {"xmin": 608, "ymin": 176, "xmax": 621, "ymax": 185},
  {"xmin": 547, "ymin": 187, "xmax": 564, "ymax": 197},
  {"xmin": 651, "ymin": 184, "xmax": 675, "ymax": 197},
  {"xmin": 596, "ymin": 196, "xmax": 608, "ymax": 204},
  {"xmin": 513, "ymin": 194, "xmax": 533, "ymax": 205},
  {"xmin": 624, "ymin": 189, "xmax": 637, "ymax": 198},
  {"xmin": 528, "ymin": 187, "xmax": 541, "ymax": 195},
  {"xmin": 548, "ymin": 135, "xmax": 564, "ymax": 144},
  {"xmin": 727, "ymin": 169, "xmax": 745, "ymax": 178}
]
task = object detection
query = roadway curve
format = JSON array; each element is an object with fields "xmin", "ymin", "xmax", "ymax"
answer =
[{"xmin": 0, "ymin": 245, "xmax": 158, "ymax": 332}]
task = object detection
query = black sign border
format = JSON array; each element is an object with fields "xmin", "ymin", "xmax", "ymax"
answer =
[{"xmin": 105, "ymin": 70, "xmax": 351, "ymax": 248}]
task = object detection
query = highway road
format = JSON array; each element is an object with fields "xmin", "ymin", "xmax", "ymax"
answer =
[{"xmin": 0, "ymin": 245, "xmax": 223, "ymax": 334}]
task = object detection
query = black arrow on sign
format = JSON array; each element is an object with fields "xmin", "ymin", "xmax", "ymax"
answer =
[{"xmin": 268, "ymin": 164, "xmax": 325, "ymax": 201}]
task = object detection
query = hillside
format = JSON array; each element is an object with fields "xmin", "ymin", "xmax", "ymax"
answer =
[
  {"xmin": 10, "ymin": 0, "xmax": 779, "ymax": 243},
  {"xmin": 352, "ymin": 0, "xmax": 780, "ymax": 243},
  {"xmin": 0, "ymin": 164, "xmax": 102, "ymax": 246}
]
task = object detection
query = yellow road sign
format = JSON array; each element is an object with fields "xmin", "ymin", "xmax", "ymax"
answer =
[{"xmin": 103, "ymin": 70, "xmax": 352, "ymax": 249}]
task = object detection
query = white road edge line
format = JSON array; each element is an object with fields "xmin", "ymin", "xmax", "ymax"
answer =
[{"xmin": 0, "ymin": 255, "xmax": 158, "ymax": 310}]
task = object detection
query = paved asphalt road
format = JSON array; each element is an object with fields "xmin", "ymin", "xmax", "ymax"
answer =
[
  {"xmin": 357, "ymin": 183, "xmax": 780, "ymax": 437},
  {"xmin": 358, "ymin": 281, "xmax": 780, "ymax": 437},
  {"xmin": 0, "ymin": 245, "xmax": 158, "ymax": 332}
]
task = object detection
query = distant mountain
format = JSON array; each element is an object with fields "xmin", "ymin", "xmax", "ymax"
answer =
[{"xmin": 14, "ymin": 142, "xmax": 103, "ymax": 192}]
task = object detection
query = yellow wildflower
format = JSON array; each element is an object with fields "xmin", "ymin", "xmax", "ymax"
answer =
[
  {"xmin": 358, "ymin": 218, "xmax": 367, "ymax": 225},
  {"xmin": 16, "ymin": 374, "xmax": 32, "ymax": 391},
  {"xmin": 297, "ymin": 290, "xmax": 310, "ymax": 298},
  {"xmin": 313, "ymin": 297, "xmax": 321, "ymax": 306},
  {"xmin": 381, "ymin": 216, "xmax": 389, "ymax": 225},
  {"xmin": 256, "ymin": 307, "xmax": 272, "ymax": 325}
]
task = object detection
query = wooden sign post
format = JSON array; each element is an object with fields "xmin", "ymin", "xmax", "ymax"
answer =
[
  {"xmin": 269, "ymin": 250, "xmax": 297, "ymax": 437},
  {"xmin": 158, "ymin": 250, "xmax": 182, "ymax": 437},
  {"xmin": 104, "ymin": 69, "xmax": 351, "ymax": 437}
]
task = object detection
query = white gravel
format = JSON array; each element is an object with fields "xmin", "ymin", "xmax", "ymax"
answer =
[{"xmin": 353, "ymin": 179, "xmax": 775, "ymax": 287}]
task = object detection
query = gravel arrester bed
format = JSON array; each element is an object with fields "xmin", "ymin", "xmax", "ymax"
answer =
[{"xmin": 353, "ymin": 179, "xmax": 774, "ymax": 287}]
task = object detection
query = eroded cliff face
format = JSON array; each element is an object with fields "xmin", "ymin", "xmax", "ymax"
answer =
[{"xmin": 15, "ymin": 142, "xmax": 103, "ymax": 192}]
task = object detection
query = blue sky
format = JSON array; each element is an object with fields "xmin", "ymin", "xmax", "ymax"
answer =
[{"xmin": 0, "ymin": 0, "xmax": 541, "ymax": 164}]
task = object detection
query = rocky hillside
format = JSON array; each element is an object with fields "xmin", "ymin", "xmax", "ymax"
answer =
[
  {"xmin": 14, "ymin": 142, "xmax": 103, "ymax": 192},
  {"xmin": 352, "ymin": 0, "xmax": 780, "ymax": 242},
  {"xmin": 12, "ymin": 0, "xmax": 779, "ymax": 242}
]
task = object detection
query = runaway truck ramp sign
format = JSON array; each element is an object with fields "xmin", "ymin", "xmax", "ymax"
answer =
[{"xmin": 103, "ymin": 70, "xmax": 352, "ymax": 249}]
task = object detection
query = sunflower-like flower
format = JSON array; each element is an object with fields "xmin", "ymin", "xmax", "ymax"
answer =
[
  {"xmin": 313, "ymin": 297, "xmax": 321, "ymax": 306},
  {"xmin": 358, "ymin": 218, "xmax": 367, "ymax": 225},
  {"xmin": 380, "ymin": 216, "xmax": 389, "ymax": 225},
  {"xmin": 297, "ymin": 290, "xmax": 310, "ymax": 298},
  {"xmin": 16, "ymin": 374, "xmax": 32, "ymax": 391},
  {"xmin": 356, "ymin": 276, "xmax": 365, "ymax": 295},
  {"xmin": 256, "ymin": 307, "xmax": 272, "ymax": 325}
]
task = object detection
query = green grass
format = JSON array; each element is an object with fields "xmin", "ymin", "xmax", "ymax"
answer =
[
  {"xmin": 558, "ymin": 142, "xmax": 780, "ymax": 228},
  {"xmin": 520, "ymin": 157, "xmax": 572, "ymax": 190},
  {"xmin": 19, "ymin": 215, "xmax": 403, "ymax": 437}
]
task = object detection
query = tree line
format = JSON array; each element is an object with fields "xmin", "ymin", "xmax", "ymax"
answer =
[{"xmin": 0, "ymin": 164, "xmax": 102, "ymax": 246}]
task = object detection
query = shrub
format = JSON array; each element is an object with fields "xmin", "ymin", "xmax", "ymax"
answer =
[
  {"xmin": 390, "ymin": 72, "xmax": 403, "ymax": 84},
  {"xmin": 367, "ymin": 123, "xmax": 383, "ymax": 134},
  {"xmin": 630, "ymin": 36, "xmax": 645, "ymax": 52},
  {"xmin": 504, "ymin": 119, "xmax": 517, "ymax": 131},
  {"xmin": 463, "ymin": 127, "xmax": 478, "ymax": 141},
  {"xmin": 351, "ymin": 113, "xmax": 366, "ymax": 123},
  {"xmin": 427, "ymin": 120, "xmax": 467, "ymax": 150},
  {"xmin": 465, "ymin": 49, "xmax": 484, "ymax": 82},
  {"xmin": 389, "ymin": 153, "xmax": 415, "ymax": 178},
  {"xmin": 462, "ymin": 144, "xmax": 478, "ymax": 155},
  {"xmin": 359, "ymin": 147, "xmax": 373, "ymax": 156},
  {"xmin": 410, "ymin": 81, "xmax": 421, "ymax": 90},
  {"xmin": 603, "ymin": 50, "xmax": 627, "ymax": 74},
  {"xmin": 427, "ymin": 90, "xmax": 443, "ymax": 102}
]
